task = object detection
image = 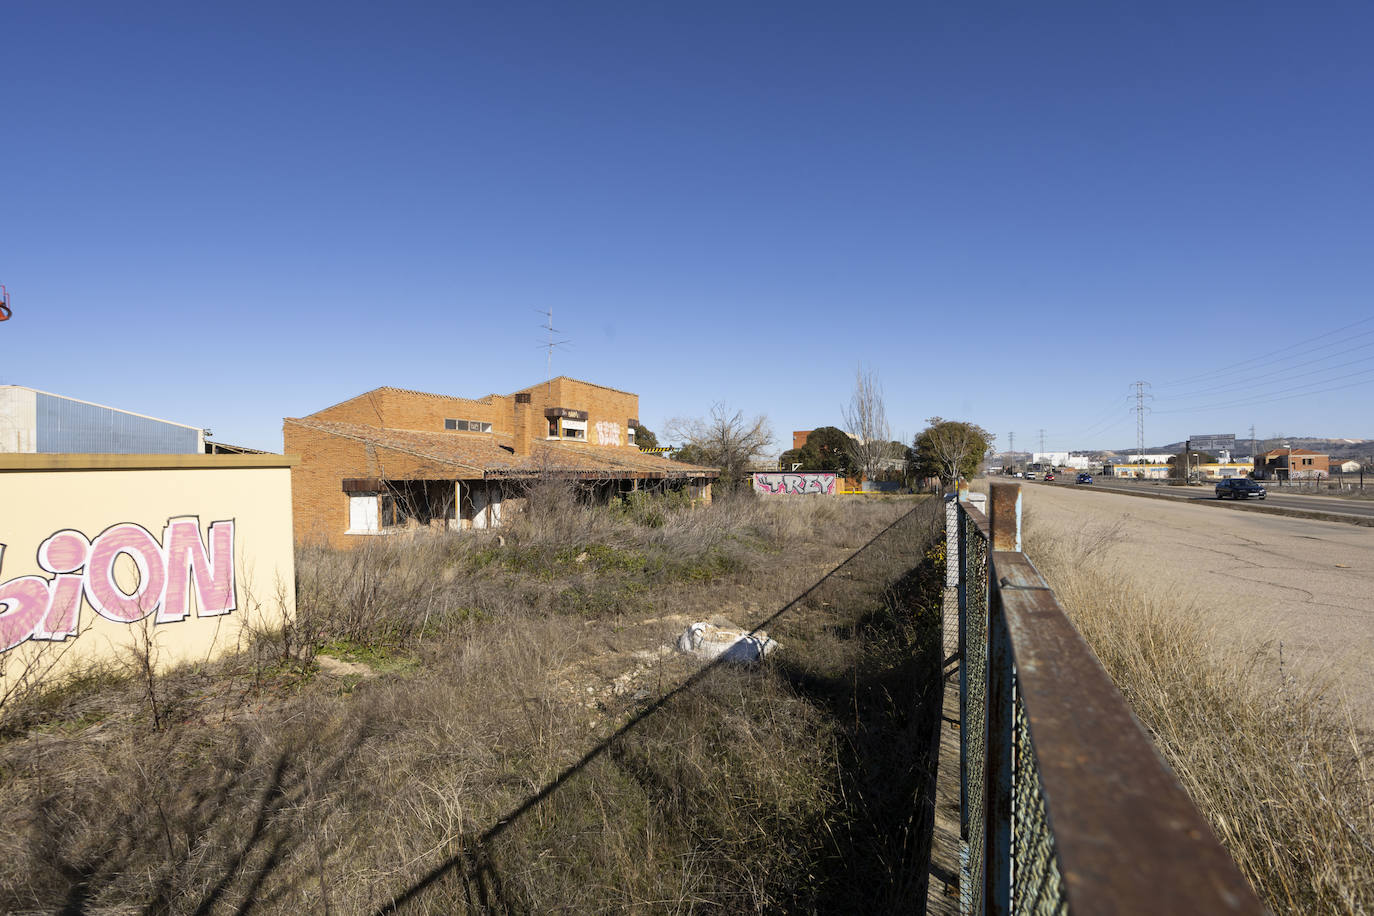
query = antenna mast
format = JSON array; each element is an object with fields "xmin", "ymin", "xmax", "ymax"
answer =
[{"xmin": 538, "ymin": 308, "xmax": 570, "ymax": 378}]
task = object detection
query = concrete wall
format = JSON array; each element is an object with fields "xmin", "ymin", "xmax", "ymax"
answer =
[
  {"xmin": 0, "ymin": 454, "xmax": 297, "ymax": 692},
  {"xmin": 0, "ymin": 387, "xmax": 37, "ymax": 453}
]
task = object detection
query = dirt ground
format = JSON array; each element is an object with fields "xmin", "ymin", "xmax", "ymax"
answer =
[{"xmin": 1020, "ymin": 483, "xmax": 1374, "ymax": 729}]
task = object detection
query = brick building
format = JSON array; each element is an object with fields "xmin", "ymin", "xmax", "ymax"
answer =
[
  {"xmin": 284, "ymin": 377, "xmax": 717, "ymax": 545},
  {"xmin": 1254, "ymin": 447, "xmax": 1329, "ymax": 481}
]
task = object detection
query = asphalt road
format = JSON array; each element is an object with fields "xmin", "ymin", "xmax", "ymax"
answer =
[
  {"xmin": 1037, "ymin": 476, "xmax": 1374, "ymax": 520},
  {"xmin": 1019, "ymin": 482, "xmax": 1374, "ymax": 729}
]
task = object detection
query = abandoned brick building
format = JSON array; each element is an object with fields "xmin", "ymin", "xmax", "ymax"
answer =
[{"xmin": 284, "ymin": 377, "xmax": 717, "ymax": 545}]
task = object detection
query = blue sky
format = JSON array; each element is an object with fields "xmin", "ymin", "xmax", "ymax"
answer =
[{"xmin": 3, "ymin": 2, "xmax": 1372, "ymax": 454}]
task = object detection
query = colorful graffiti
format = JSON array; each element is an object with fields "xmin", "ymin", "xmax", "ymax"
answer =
[
  {"xmin": 0, "ymin": 516, "xmax": 236, "ymax": 653},
  {"xmin": 595, "ymin": 421, "xmax": 623, "ymax": 447},
  {"xmin": 752, "ymin": 473, "xmax": 838, "ymax": 495}
]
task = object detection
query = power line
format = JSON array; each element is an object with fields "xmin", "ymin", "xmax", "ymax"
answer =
[
  {"xmin": 1154, "ymin": 345, "xmax": 1374, "ymax": 405},
  {"xmin": 1155, "ymin": 316, "xmax": 1374, "ymax": 389},
  {"xmin": 1153, "ymin": 366, "xmax": 1374, "ymax": 415}
]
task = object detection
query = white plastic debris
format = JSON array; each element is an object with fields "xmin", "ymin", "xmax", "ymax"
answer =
[{"xmin": 676, "ymin": 622, "xmax": 779, "ymax": 663}]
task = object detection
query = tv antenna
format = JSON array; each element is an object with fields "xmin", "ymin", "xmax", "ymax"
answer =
[
  {"xmin": 537, "ymin": 308, "xmax": 571, "ymax": 378},
  {"xmin": 0, "ymin": 284, "xmax": 11, "ymax": 322}
]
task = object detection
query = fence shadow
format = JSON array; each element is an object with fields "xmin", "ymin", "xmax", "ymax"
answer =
[
  {"xmin": 372, "ymin": 502, "xmax": 940, "ymax": 914},
  {"xmin": 772, "ymin": 561, "xmax": 946, "ymax": 914}
]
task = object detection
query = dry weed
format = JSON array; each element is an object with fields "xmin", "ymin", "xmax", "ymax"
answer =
[
  {"xmin": 0, "ymin": 494, "xmax": 945, "ymax": 913},
  {"xmin": 1029, "ymin": 521, "xmax": 1374, "ymax": 914}
]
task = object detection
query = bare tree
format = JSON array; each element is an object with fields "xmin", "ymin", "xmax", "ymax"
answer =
[
  {"xmin": 665, "ymin": 403, "xmax": 773, "ymax": 493},
  {"xmin": 842, "ymin": 366, "xmax": 900, "ymax": 483}
]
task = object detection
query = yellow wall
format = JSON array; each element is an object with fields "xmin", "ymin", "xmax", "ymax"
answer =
[{"xmin": 0, "ymin": 455, "xmax": 297, "ymax": 692}]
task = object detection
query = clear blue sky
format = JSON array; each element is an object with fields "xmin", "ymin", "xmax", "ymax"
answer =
[{"xmin": 3, "ymin": 2, "xmax": 1372, "ymax": 454}]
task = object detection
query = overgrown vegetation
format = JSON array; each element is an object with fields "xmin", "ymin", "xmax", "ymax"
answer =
[
  {"xmin": 1026, "ymin": 515, "xmax": 1374, "ymax": 914},
  {"xmin": 0, "ymin": 490, "xmax": 946, "ymax": 913}
]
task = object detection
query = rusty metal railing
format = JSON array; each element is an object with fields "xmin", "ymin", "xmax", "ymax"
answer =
[{"xmin": 952, "ymin": 482, "xmax": 1264, "ymax": 915}]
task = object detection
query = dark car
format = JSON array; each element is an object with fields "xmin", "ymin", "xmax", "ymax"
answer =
[
  {"xmin": 1216, "ymin": 478, "xmax": 1266, "ymax": 500},
  {"xmin": 1076, "ymin": 473, "xmax": 1093, "ymax": 484}
]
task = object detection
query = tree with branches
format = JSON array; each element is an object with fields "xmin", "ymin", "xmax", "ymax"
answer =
[
  {"xmin": 910, "ymin": 417, "xmax": 994, "ymax": 487},
  {"xmin": 665, "ymin": 403, "xmax": 774, "ymax": 493},
  {"xmin": 842, "ymin": 366, "xmax": 901, "ymax": 483}
]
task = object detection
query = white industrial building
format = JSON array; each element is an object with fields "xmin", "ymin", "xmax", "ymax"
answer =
[
  {"xmin": 0, "ymin": 386, "xmax": 205, "ymax": 454},
  {"xmin": 1032, "ymin": 451, "xmax": 1090, "ymax": 470}
]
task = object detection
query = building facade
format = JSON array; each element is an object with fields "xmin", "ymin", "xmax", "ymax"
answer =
[
  {"xmin": 1254, "ymin": 447, "xmax": 1330, "ymax": 480},
  {"xmin": 284, "ymin": 377, "xmax": 718, "ymax": 545}
]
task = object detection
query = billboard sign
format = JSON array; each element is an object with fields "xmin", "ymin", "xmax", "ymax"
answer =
[{"xmin": 1189, "ymin": 433, "xmax": 1236, "ymax": 453}]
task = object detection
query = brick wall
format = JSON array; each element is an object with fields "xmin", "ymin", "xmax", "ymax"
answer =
[
  {"xmin": 284, "ymin": 421, "xmax": 477, "ymax": 546},
  {"xmin": 514, "ymin": 378, "xmax": 639, "ymax": 448}
]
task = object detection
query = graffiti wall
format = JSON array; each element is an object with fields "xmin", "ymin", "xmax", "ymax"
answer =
[
  {"xmin": 752, "ymin": 472, "xmax": 838, "ymax": 495},
  {"xmin": 594, "ymin": 420, "xmax": 623, "ymax": 447},
  {"xmin": 0, "ymin": 454, "xmax": 296, "ymax": 688}
]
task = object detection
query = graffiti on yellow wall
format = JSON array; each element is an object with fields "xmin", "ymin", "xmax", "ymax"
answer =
[{"xmin": 0, "ymin": 517, "xmax": 235, "ymax": 652}]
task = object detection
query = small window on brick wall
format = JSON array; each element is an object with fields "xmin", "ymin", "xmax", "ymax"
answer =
[{"xmin": 445, "ymin": 419, "xmax": 492, "ymax": 433}]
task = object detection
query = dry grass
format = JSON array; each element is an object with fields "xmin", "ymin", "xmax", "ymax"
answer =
[
  {"xmin": 1026, "ymin": 517, "xmax": 1374, "ymax": 915},
  {"xmin": 0, "ymin": 492, "xmax": 947, "ymax": 914}
]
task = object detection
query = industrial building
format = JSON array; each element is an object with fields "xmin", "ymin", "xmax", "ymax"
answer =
[{"xmin": 0, "ymin": 386, "xmax": 205, "ymax": 454}]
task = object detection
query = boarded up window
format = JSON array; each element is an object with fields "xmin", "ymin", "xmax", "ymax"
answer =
[{"xmin": 348, "ymin": 494, "xmax": 379, "ymax": 533}]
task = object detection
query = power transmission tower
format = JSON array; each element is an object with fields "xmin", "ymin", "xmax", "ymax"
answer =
[
  {"xmin": 1249, "ymin": 424, "xmax": 1256, "ymax": 461},
  {"xmin": 1039, "ymin": 429, "xmax": 1046, "ymax": 454},
  {"xmin": 1133, "ymin": 381, "xmax": 1152, "ymax": 457},
  {"xmin": 1008, "ymin": 431, "xmax": 1015, "ymax": 457}
]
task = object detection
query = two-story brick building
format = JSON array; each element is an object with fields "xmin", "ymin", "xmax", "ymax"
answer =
[
  {"xmin": 284, "ymin": 377, "xmax": 717, "ymax": 545},
  {"xmin": 1254, "ymin": 447, "xmax": 1329, "ymax": 481}
]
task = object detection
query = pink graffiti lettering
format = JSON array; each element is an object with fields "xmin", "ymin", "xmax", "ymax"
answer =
[
  {"xmin": 752, "ymin": 473, "xmax": 837, "ymax": 495},
  {"xmin": 0, "ymin": 517, "xmax": 237, "ymax": 653},
  {"xmin": 161, "ymin": 518, "xmax": 236, "ymax": 623},
  {"xmin": 85, "ymin": 524, "xmax": 168, "ymax": 623},
  {"xmin": 0, "ymin": 574, "xmax": 52, "ymax": 652}
]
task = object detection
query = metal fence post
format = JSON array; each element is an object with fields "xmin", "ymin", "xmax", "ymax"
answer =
[{"xmin": 988, "ymin": 483, "xmax": 1021, "ymax": 551}]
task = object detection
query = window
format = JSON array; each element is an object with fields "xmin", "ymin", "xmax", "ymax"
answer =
[
  {"xmin": 445, "ymin": 419, "xmax": 492, "ymax": 433},
  {"xmin": 627, "ymin": 426, "xmax": 636, "ymax": 445},
  {"xmin": 560, "ymin": 418, "xmax": 587, "ymax": 440},
  {"xmin": 348, "ymin": 494, "xmax": 379, "ymax": 534}
]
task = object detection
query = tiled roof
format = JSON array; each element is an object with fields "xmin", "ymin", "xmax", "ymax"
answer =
[{"xmin": 285, "ymin": 418, "xmax": 717, "ymax": 479}]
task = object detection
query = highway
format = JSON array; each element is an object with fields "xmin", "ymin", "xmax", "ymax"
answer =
[
  {"xmin": 1019, "ymin": 482, "xmax": 1374, "ymax": 730},
  {"xmin": 1031, "ymin": 476, "xmax": 1374, "ymax": 521}
]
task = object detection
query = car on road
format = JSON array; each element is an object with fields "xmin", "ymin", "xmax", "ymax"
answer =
[
  {"xmin": 1216, "ymin": 478, "xmax": 1267, "ymax": 500},
  {"xmin": 1076, "ymin": 473, "xmax": 1093, "ymax": 484},
  {"xmin": 1044, "ymin": 472, "xmax": 1056, "ymax": 481},
  {"xmin": 1024, "ymin": 472, "xmax": 1037, "ymax": 480}
]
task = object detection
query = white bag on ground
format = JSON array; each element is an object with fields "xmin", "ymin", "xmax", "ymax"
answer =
[{"xmin": 676, "ymin": 622, "xmax": 779, "ymax": 663}]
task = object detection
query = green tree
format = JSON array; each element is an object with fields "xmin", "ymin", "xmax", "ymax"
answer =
[
  {"xmin": 634, "ymin": 425, "xmax": 659, "ymax": 449},
  {"xmin": 804, "ymin": 426, "xmax": 855, "ymax": 475},
  {"xmin": 910, "ymin": 417, "xmax": 994, "ymax": 487}
]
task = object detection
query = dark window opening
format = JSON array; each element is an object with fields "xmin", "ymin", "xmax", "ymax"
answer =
[{"xmin": 381, "ymin": 480, "xmax": 456, "ymax": 528}]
